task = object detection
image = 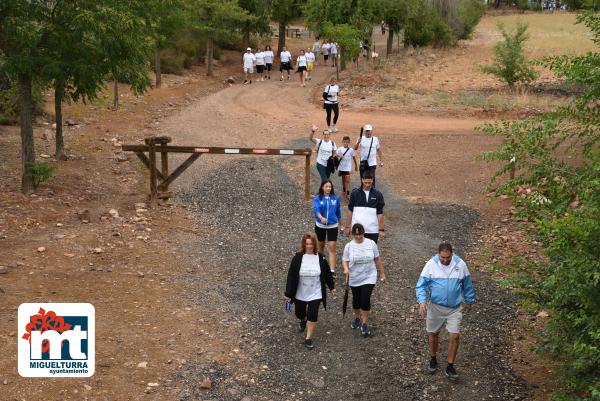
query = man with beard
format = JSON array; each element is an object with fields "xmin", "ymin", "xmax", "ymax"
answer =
[{"xmin": 416, "ymin": 243, "xmax": 475, "ymax": 381}]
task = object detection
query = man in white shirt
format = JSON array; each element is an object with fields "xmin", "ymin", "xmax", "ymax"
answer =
[
  {"xmin": 330, "ymin": 42, "xmax": 338, "ymax": 68},
  {"xmin": 355, "ymin": 124, "xmax": 384, "ymax": 187},
  {"xmin": 322, "ymin": 41, "xmax": 331, "ymax": 66},
  {"xmin": 243, "ymin": 47, "xmax": 255, "ymax": 85},
  {"xmin": 255, "ymin": 48, "xmax": 265, "ymax": 81},
  {"xmin": 312, "ymin": 40, "xmax": 321, "ymax": 64},
  {"xmin": 279, "ymin": 46, "xmax": 292, "ymax": 81}
]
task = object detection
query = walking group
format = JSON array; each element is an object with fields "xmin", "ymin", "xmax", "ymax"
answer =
[
  {"xmin": 242, "ymin": 38, "xmax": 338, "ymax": 86},
  {"xmin": 276, "ymin": 54, "xmax": 475, "ymax": 381}
]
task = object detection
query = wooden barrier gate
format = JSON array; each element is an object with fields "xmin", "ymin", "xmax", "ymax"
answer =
[{"xmin": 122, "ymin": 136, "xmax": 313, "ymax": 206}]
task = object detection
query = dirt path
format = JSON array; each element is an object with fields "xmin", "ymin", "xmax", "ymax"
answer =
[{"xmin": 153, "ymin": 58, "xmax": 529, "ymax": 400}]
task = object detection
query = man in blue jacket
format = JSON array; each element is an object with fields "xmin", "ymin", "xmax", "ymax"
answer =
[{"xmin": 416, "ymin": 242, "xmax": 475, "ymax": 381}]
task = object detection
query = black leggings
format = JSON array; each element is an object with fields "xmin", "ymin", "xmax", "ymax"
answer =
[
  {"xmin": 351, "ymin": 284, "xmax": 375, "ymax": 311},
  {"xmin": 324, "ymin": 103, "xmax": 339, "ymax": 126},
  {"xmin": 294, "ymin": 299, "xmax": 321, "ymax": 322}
]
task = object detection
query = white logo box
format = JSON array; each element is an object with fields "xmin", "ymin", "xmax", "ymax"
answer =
[{"xmin": 18, "ymin": 303, "xmax": 95, "ymax": 377}]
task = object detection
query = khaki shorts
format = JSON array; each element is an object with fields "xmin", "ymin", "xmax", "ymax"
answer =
[
  {"xmin": 426, "ymin": 303, "xmax": 463, "ymax": 334},
  {"xmin": 307, "ymin": 63, "xmax": 314, "ymax": 71}
]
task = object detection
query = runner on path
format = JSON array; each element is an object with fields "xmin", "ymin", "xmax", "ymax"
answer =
[
  {"xmin": 279, "ymin": 46, "xmax": 293, "ymax": 81},
  {"xmin": 323, "ymin": 77, "xmax": 340, "ymax": 133},
  {"xmin": 264, "ymin": 45, "xmax": 274, "ymax": 80},
  {"xmin": 416, "ymin": 242, "xmax": 475, "ymax": 381},
  {"xmin": 296, "ymin": 49, "xmax": 308, "ymax": 87},
  {"xmin": 285, "ymin": 233, "xmax": 336, "ymax": 349},
  {"xmin": 342, "ymin": 223, "xmax": 386, "ymax": 337},
  {"xmin": 355, "ymin": 124, "xmax": 384, "ymax": 187},
  {"xmin": 344, "ymin": 172, "xmax": 385, "ymax": 243},
  {"xmin": 243, "ymin": 47, "xmax": 255, "ymax": 85},
  {"xmin": 310, "ymin": 124, "xmax": 337, "ymax": 182},
  {"xmin": 313, "ymin": 180, "xmax": 341, "ymax": 277},
  {"xmin": 336, "ymin": 135, "xmax": 358, "ymax": 202}
]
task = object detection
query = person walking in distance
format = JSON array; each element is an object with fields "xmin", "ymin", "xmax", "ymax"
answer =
[
  {"xmin": 296, "ymin": 49, "xmax": 308, "ymax": 87},
  {"xmin": 285, "ymin": 233, "xmax": 336, "ymax": 349},
  {"xmin": 263, "ymin": 45, "xmax": 274, "ymax": 80},
  {"xmin": 336, "ymin": 135, "xmax": 358, "ymax": 202},
  {"xmin": 416, "ymin": 242, "xmax": 475, "ymax": 381},
  {"xmin": 243, "ymin": 47, "xmax": 255, "ymax": 85},
  {"xmin": 342, "ymin": 223, "xmax": 386, "ymax": 337},
  {"xmin": 306, "ymin": 48, "xmax": 316, "ymax": 81},
  {"xmin": 313, "ymin": 180, "xmax": 341, "ymax": 277},
  {"xmin": 344, "ymin": 172, "xmax": 385, "ymax": 243},
  {"xmin": 355, "ymin": 124, "xmax": 384, "ymax": 187},
  {"xmin": 330, "ymin": 41, "xmax": 338, "ymax": 68},
  {"xmin": 312, "ymin": 38, "xmax": 321, "ymax": 65},
  {"xmin": 322, "ymin": 40, "xmax": 331, "ymax": 66},
  {"xmin": 255, "ymin": 47, "xmax": 266, "ymax": 81},
  {"xmin": 309, "ymin": 124, "xmax": 337, "ymax": 182},
  {"xmin": 279, "ymin": 46, "xmax": 293, "ymax": 81},
  {"xmin": 323, "ymin": 77, "xmax": 340, "ymax": 133}
]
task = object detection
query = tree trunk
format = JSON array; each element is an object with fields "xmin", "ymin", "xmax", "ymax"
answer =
[
  {"xmin": 242, "ymin": 24, "xmax": 251, "ymax": 50},
  {"xmin": 113, "ymin": 78, "xmax": 119, "ymax": 110},
  {"xmin": 54, "ymin": 83, "xmax": 64, "ymax": 160},
  {"xmin": 206, "ymin": 36, "xmax": 214, "ymax": 76},
  {"xmin": 387, "ymin": 28, "xmax": 394, "ymax": 57},
  {"xmin": 277, "ymin": 21, "xmax": 286, "ymax": 55},
  {"xmin": 340, "ymin": 48, "xmax": 346, "ymax": 71},
  {"xmin": 367, "ymin": 28, "xmax": 373, "ymax": 60},
  {"xmin": 155, "ymin": 47, "xmax": 162, "ymax": 88},
  {"xmin": 19, "ymin": 74, "xmax": 36, "ymax": 193}
]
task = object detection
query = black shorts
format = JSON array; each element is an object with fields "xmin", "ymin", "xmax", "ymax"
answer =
[
  {"xmin": 315, "ymin": 225, "xmax": 338, "ymax": 242},
  {"xmin": 324, "ymin": 54, "xmax": 329, "ymax": 61},
  {"xmin": 338, "ymin": 171, "xmax": 350, "ymax": 177},
  {"xmin": 294, "ymin": 299, "xmax": 321, "ymax": 322},
  {"xmin": 266, "ymin": 63, "xmax": 272, "ymax": 71},
  {"xmin": 351, "ymin": 284, "xmax": 375, "ymax": 311},
  {"xmin": 297, "ymin": 66, "xmax": 307, "ymax": 72},
  {"xmin": 256, "ymin": 65, "xmax": 265, "ymax": 73},
  {"xmin": 280, "ymin": 62, "xmax": 292, "ymax": 71}
]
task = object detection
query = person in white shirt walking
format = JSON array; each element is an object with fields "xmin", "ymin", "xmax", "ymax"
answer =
[
  {"xmin": 279, "ymin": 46, "xmax": 292, "ymax": 81},
  {"xmin": 263, "ymin": 45, "xmax": 274, "ymax": 80},
  {"xmin": 312, "ymin": 39, "xmax": 321, "ymax": 64},
  {"xmin": 309, "ymin": 124, "xmax": 337, "ymax": 182},
  {"xmin": 255, "ymin": 47, "xmax": 266, "ymax": 81},
  {"xmin": 330, "ymin": 41, "xmax": 338, "ymax": 68},
  {"xmin": 355, "ymin": 124, "xmax": 384, "ymax": 187},
  {"xmin": 296, "ymin": 49, "xmax": 308, "ymax": 87},
  {"xmin": 323, "ymin": 77, "xmax": 340, "ymax": 133},
  {"xmin": 306, "ymin": 49, "xmax": 316, "ymax": 81},
  {"xmin": 242, "ymin": 47, "xmax": 255, "ymax": 85},
  {"xmin": 322, "ymin": 40, "xmax": 331, "ymax": 66},
  {"xmin": 336, "ymin": 135, "xmax": 358, "ymax": 201}
]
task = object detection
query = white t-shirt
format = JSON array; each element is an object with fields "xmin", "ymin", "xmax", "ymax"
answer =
[
  {"xmin": 323, "ymin": 84, "xmax": 339, "ymax": 104},
  {"xmin": 264, "ymin": 50, "xmax": 274, "ymax": 64},
  {"xmin": 297, "ymin": 55, "xmax": 307, "ymax": 67},
  {"xmin": 330, "ymin": 43, "xmax": 338, "ymax": 54},
  {"xmin": 296, "ymin": 254, "xmax": 322, "ymax": 302},
  {"xmin": 280, "ymin": 50, "xmax": 291, "ymax": 63},
  {"xmin": 243, "ymin": 53, "xmax": 255, "ymax": 69},
  {"xmin": 357, "ymin": 135, "xmax": 380, "ymax": 166},
  {"xmin": 306, "ymin": 51, "xmax": 315, "ymax": 64},
  {"xmin": 314, "ymin": 139, "xmax": 336, "ymax": 167},
  {"xmin": 343, "ymin": 239, "xmax": 379, "ymax": 287},
  {"xmin": 336, "ymin": 146, "xmax": 355, "ymax": 172},
  {"xmin": 312, "ymin": 41, "xmax": 321, "ymax": 53},
  {"xmin": 255, "ymin": 51, "xmax": 265, "ymax": 65},
  {"xmin": 322, "ymin": 43, "xmax": 331, "ymax": 55}
]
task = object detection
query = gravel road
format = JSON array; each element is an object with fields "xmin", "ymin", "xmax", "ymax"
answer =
[{"xmin": 172, "ymin": 156, "xmax": 529, "ymax": 401}]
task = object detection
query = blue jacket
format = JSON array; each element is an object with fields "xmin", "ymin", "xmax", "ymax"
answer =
[
  {"xmin": 415, "ymin": 254, "xmax": 475, "ymax": 308},
  {"xmin": 313, "ymin": 194, "xmax": 341, "ymax": 226}
]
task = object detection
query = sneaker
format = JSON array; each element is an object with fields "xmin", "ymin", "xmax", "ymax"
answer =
[
  {"xmin": 327, "ymin": 127, "xmax": 333, "ymax": 133},
  {"xmin": 299, "ymin": 319, "xmax": 307, "ymax": 332},
  {"xmin": 249, "ymin": 80, "xmax": 252, "ymax": 84},
  {"xmin": 361, "ymin": 323, "xmax": 371, "ymax": 337},
  {"xmin": 287, "ymin": 76, "xmax": 291, "ymax": 81},
  {"xmin": 333, "ymin": 126, "xmax": 339, "ymax": 132},
  {"xmin": 428, "ymin": 356, "xmax": 438, "ymax": 374},
  {"xmin": 304, "ymin": 338, "xmax": 314, "ymax": 349},
  {"xmin": 280, "ymin": 77, "xmax": 283, "ymax": 81},
  {"xmin": 445, "ymin": 364, "xmax": 459, "ymax": 381},
  {"xmin": 243, "ymin": 80, "xmax": 248, "ymax": 85},
  {"xmin": 330, "ymin": 270, "xmax": 336, "ymax": 280},
  {"xmin": 351, "ymin": 317, "xmax": 361, "ymax": 330},
  {"xmin": 268, "ymin": 76, "xmax": 271, "ymax": 80}
]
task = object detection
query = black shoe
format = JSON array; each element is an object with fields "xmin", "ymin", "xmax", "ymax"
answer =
[
  {"xmin": 445, "ymin": 364, "xmax": 459, "ymax": 381},
  {"xmin": 304, "ymin": 338, "xmax": 314, "ymax": 349},
  {"xmin": 428, "ymin": 357, "xmax": 437, "ymax": 374},
  {"xmin": 299, "ymin": 319, "xmax": 307, "ymax": 332}
]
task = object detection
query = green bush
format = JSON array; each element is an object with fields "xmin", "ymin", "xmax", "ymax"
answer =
[
  {"xmin": 0, "ymin": 73, "xmax": 45, "ymax": 125},
  {"xmin": 456, "ymin": 0, "xmax": 487, "ymax": 40},
  {"xmin": 481, "ymin": 22, "xmax": 538, "ymax": 87},
  {"xmin": 478, "ymin": 12, "xmax": 600, "ymax": 400},
  {"xmin": 405, "ymin": 2, "xmax": 455, "ymax": 47},
  {"xmin": 563, "ymin": 0, "xmax": 599, "ymax": 10},
  {"xmin": 26, "ymin": 162, "xmax": 55, "ymax": 186}
]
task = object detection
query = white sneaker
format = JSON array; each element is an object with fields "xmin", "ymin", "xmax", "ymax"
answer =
[
  {"xmin": 333, "ymin": 126, "xmax": 339, "ymax": 132},
  {"xmin": 327, "ymin": 127, "xmax": 333, "ymax": 133}
]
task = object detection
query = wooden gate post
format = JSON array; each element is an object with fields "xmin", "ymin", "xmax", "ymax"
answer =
[
  {"xmin": 145, "ymin": 137, "xmax": 158, "ymax": 206},
  {"xmin": 305, "ymin": 153, "xmax": 311, "ymax": 201}
]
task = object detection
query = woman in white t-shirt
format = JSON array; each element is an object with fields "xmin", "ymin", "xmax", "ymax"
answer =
[
  {"xmin": 342, "ymin": 223, "xmax": 386, "ymax": 337},
  {"xmin": 322, "ymin": 40, "xmax": 331, "ymax": 66},
  {"xmin": 285, "ymin": 233, "xmax": 335, "ymax": 349},
  {"xmin": 263, "ymin": 45, "xmax": 274, "ymax": 80},
  {"xmin": 309, "ymin": 124, "xmax": 337, "ymax": 182},
  {"xmin": 336, "ymin": 135, "xmax": 358, "ymax": 200},
  {"xmin": 296, "ymin": 49, "xmax": 308, "ymax": 87},
  {"xmin": 279, "ymin": 46, "xmax": 292, "ymax": 81},
  {"xmin": 255, "ymin": 48, "xmax": 265, "ymax": 81},
  {"xmin": 323, "ymin": 77, "xmax": 340, "ymax": 133}
]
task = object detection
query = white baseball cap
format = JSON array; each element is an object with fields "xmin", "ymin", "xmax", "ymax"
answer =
[
  {"xmin": 363, "ymin": 124, "xmax": 373, "ymax": 131},
  {"xmin": 246, "ymin": 47, "xmax": 251, "ymax": 51}
]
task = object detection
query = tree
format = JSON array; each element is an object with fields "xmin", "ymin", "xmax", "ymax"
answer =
[
  {"xmin": 481, "ymin": 22, "xmax": 538, "ymax": 87},
  {"xmin": 238, "ymin": 0, "xmax": 272, "ymax": 49},
  {"xmin": 380, "ymin": 0, "xmax": 416, "ymax": 56},
  {"xmin": 190, "ymin": 0, "xmax": 249, "ymax": 76},
  {"xmin": 478, "ymin": 12, "xmax": 599, "ymax": 400},
  {"xmin": 322, "ymin": 23, "xmax": 361, "ymax": 71},
  {"xmin": 272, "ymin": 0, "xmax": 303, "ymax": 54}
]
